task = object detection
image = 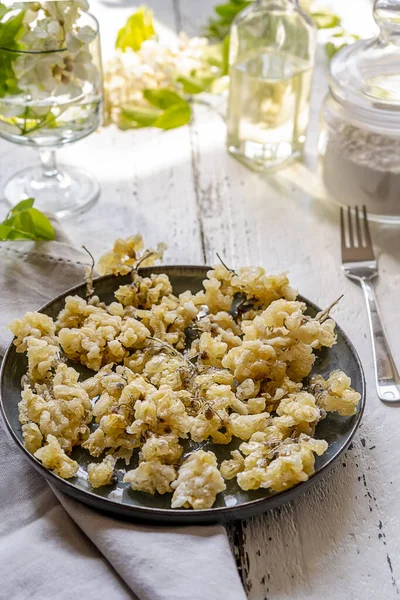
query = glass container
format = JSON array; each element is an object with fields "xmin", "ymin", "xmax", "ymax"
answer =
[
  {"xmin": 319, "ymin": 0, "xmax": 400, "ymax": 223},
  {"xmin": 0, "ymin": 2, "xmax": 103, "ymax": 218},
  {"xmin": 226, "ymin": 0, "xmax": 316, "ymax": 172}
]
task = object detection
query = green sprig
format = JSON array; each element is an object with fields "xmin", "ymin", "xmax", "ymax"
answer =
[
  {"xmin": 120, "ymin": 89, "xmax": 191, "ymax": 130},
  {"xmin": 116, "ymin": 6, "xmax": 156, "ymax": 51},
  {"xmin": 0, "ymin": 5, "xmax": 25, "ymax": 98},
  {"xmin": 0, "ymin": 199, "xmax": 55, "ymax": 241}
]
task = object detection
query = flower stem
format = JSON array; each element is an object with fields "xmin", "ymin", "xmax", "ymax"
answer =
[
  {"xmin": 21, "ymin": 107, "xmax": 29, "ymax": 135},
  {"xmin": 23, "ymin": 109, "xmax": 55, "ymax": 136}
]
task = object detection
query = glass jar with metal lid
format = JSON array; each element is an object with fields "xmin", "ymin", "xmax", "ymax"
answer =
[{"xmin": 319, "ymin": 0, "xmax": 400, "ymax": 223}]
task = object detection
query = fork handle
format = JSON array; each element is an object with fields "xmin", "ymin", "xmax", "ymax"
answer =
[{"xmin": 360, "ymin": 279, "xmax": 400, "ymax": 402}]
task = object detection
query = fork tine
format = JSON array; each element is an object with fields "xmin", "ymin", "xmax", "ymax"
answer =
[
  {"xmin": 347, "ymin": 206, "xmax": 354, "ymax": 247},
  {"xmin": 341, "ymin": 205, "xmax": 376, "ymax": 264},
  {"xmin": 340, "ymin": 206, "xmax": 347, "ymax": 253},
  {"xmin": 355, "ymin": 205, "xmax": 362, "ymax": 247},
  {"xmin": 362, "ymin": 205, "xmax": 373, "ymax": 250}
]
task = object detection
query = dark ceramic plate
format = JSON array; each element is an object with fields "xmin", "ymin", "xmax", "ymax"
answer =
[{"xmin": 0, "ymin": 266, "xmax": 365, "ymax": 524}]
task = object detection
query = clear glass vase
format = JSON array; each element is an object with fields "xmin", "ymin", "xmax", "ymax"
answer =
[
  {"xmin": 226, "ymin": 0, "xmax": 316, "ymax": 172},
  {"xmin": 0, "ymin": 3, "xmax": 103, "ymax": 218}
]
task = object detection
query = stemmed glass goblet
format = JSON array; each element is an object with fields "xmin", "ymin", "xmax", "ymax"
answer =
[{"xmin": 0, "ymin": 1, "xmax": 103, "ymax": 218}]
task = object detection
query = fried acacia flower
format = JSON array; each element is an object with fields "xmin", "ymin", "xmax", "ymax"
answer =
[
  {"xmin": 275, "ymin": 392, "xmax": 321, "ymax": 428},
  {"xmin": 198, "ymin": 332, "xmax": 228, "ymax": 368},
  {"xmin": 115, "ymin": 273, "xmax": 172, "ymax": 308},
  {"xmin": 220, "ymin": 449, "xmax": 245, "ymax": 480},
  {"xmin": 195, "ymin": 265, "xmax": 296, "ymax": 315},
  {"xmin": 88, "ymin": 456, "xmax": 116, "ymax": 488},
  {"xmin": 34, "ymin": 435, "xmax": 79, "ymax": 479},
  {"xmin": 123, "ymin": 434, "xmax": 182, "ymax": 495},
  {"xmin": 139, "ymin": 433, "xmax": 183, "ymax": 464},
  {"xmin": 311, "ymin": 370, "xmax": 361, "ymax": 416},
  {"xmin": 83, "ymin": 413, "xmax": 141, "ymax": 462},
  {"xmin": 59, "ymin": 313, "xmax": 150, "ymax": 371},
  {"xmin": 128, "ymin": 385, "xmax": 192, "ymax": 438},
  {"xmin": 97, "ymin": 235, "xmax": 166, "ymax": 276},
  {"xmin": 263, "ymin": 376, "xmax": 302, "ymax": 407},
  {"xmin": 233, "ymin": 268, "xmax": 297, "ymax": 306},
  {"xmin": 56, "ymin": 295, "xmax": 106, "ymax": 330},
  {"xmin": 137, "ymin": 294, "xmax": 198, "ymax": 350},
  {"xmin": 171, "ymin": 450, "xmax": 226, "ymax": 509},
  {"xmin": 229, "ymin": 413, "xmax": 271, "ymax": 440},
  {"xmin": 12, "ymin": 247, "xmax": 361, "ymax": 506},
  {"xmin": 83, "ymin": 363, "xmax": 134, "ymax": 399},
  {"xmin": 19, "ymin": 364, "xmax": 92, "ymax": 454},
  {"xmin": 237, "ymin": 435, "xmax": 328, "ymax": 492},
  {"xmin": 9, "ymin": 312, "xmax": 57, "ymax": 352},
  {"xmin": 26, "ymin": 338, "xmax": 60, "ymax": 383},
  {"xmin": 142, "ymin": 353, "xmax": 183, "ymax": 390},
  {"xmin": 22, "ymin": 423, "xmax": 43, "ymax": 454},
  {"xmin": 222, "ymin": 340, "xmax": 277, "ymax": 382},
  {"xmin": 194, "ymin": 265, "xmax": 236, "ymax": 313},
  {"xmin": 124, "ymin": 461, "xmax": 177, "ymax": 495},
  {"xmin": 190, "ymin": 410, "xmax": 231, "ymax": 445},
  {"xmin": 243, "ymin": 299, "xmax": 337, "ymax": 350},
  {"xmin": 236, "ymin": 379, "xmax": 260, "ymax": 400}
]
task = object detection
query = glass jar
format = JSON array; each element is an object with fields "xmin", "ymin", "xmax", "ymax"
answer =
[
  {"xmin": 226, "ymin": 0, "xmax": 316, "ymax": 172},
  {"xmin": 319, "ymin": 0, "xmax": 400, "ymax": 223}
]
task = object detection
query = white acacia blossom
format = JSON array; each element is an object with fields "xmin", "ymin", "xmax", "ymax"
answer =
[
  {"xmin": 104, "ymin": 34, "xmax": 216, "ymax": 124},
  {"xmin": 3, "ymin": 1, "xmax": 97, "ymax": 101}
]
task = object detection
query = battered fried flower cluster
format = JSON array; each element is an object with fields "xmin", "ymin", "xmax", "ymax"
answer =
[{"xmin": 9, "ymin": 237, "xmax": 361, "ymax": 509}]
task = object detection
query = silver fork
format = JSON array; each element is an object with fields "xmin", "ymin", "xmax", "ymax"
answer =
[{"xmin": 340, "ymin": 205, "xmax": 400, "ymax": 403}]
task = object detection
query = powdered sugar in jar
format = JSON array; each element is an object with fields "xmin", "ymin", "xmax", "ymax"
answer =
[{"xmin": 319, "ymin": 0, "xmax": 400, "ymax": 223}]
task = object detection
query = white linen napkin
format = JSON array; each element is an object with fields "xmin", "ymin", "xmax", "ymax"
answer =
[{"xmin": 0, "ymin": 223, "xmax": 247, "ymax": 600}]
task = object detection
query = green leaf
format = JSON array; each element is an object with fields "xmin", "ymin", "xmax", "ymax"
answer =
[
  {"xmin": 312, "ymin": 11, "xmax": 341, "ymax": 29},
  {"xmin": 0, "ymin": 199, "xmax": 55, "ymax": 242},
  {"xmin": 0, "ymin": 8, "xmax": 25, "ymax": 99},
  {"xmin": 0, "ymin": 224, "xmax": 35, "ymax": 241},
  {"xmin": 204, "ymin": 0, "xmax": 251, "ymax": 41},
  {"xmin": 0, "ymin": 9, "xmax": 25, "ymax": 48},
  {"xmin": 4, "ymin": 197, "xmax": 35, "ymax": 226},
  {"xmin": 120, "ymin": 103, "xmax": 161, "ymax": 128},
  {"xmin": 204, "ymin": 22, "xmax": 231, "ymax": 41},
  {"xmin": 0, "ymin": 53, "xmax": 21, "ymax": 97},
  {"xmin": 116, "ymin": 6, "xmax": 156, "ymax": 52},
  {"xmin": 14, "ymin": 209, "xmax": 33, "ymax": 233},
  {"xmin": 143, "ymin": 89, "xmax": 186, "ymax": 110},
  {"xmin": 28, "ymin": 208, "xmax": 55, "ymax": 240},
  {"xmin": 10, "ymin": 198, "xmax": 35, "ymax": 213},
  {"xmin": 153, "ymin": 101, "xmax": 191, "ymax": 130},
  {"xmin": 215, "ymin": 3, "xmax": 244, "ymax": 18},
  {"xmin": 119, "ymin": 90, "xmax": 191, "ymax": 131},
  {"xmin": 177, "ymin": 75, "xmax": 205, "ymax": 94},
  {"xmin": 177, "ymin": 74, "xmax": 216, "ymax": 94},
  {"xmin": 0, "ymin": 224, "xmax": 13, "ymax": 239},
  {"xmin": 0, "ymin": 3, "xmax": 10, "ymax": 20}
]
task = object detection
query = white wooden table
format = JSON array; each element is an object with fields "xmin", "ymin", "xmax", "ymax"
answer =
[{"xmin": 1, "ymin": 1, "xmax": 400, "ymax": 597}]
